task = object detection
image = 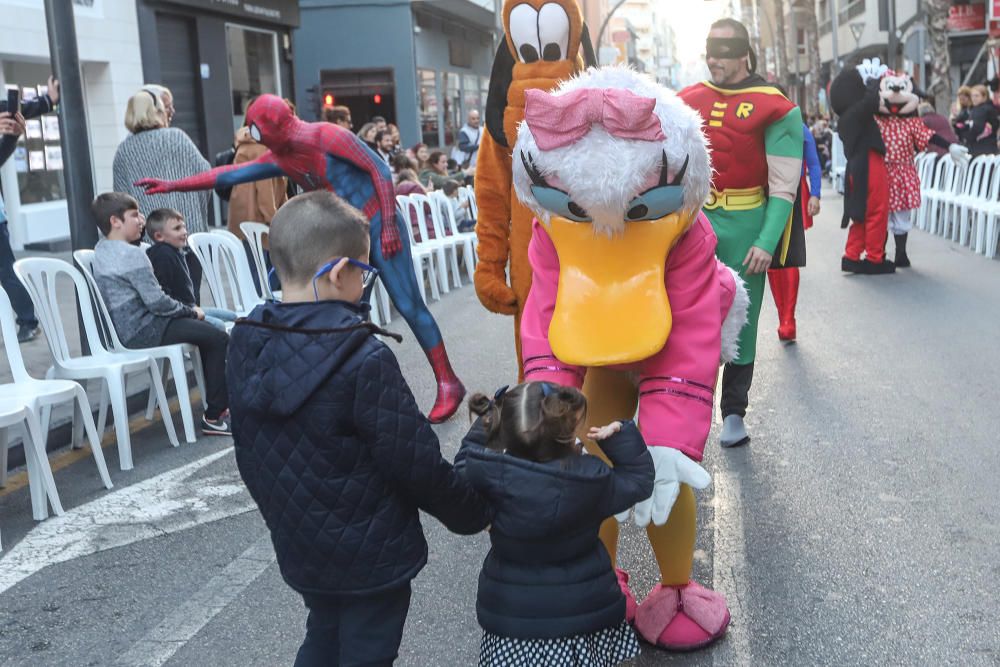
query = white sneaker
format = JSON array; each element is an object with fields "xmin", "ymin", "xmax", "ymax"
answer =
[{"xmin": 719, "ymin": 415, "xmax": 749, "ymax": 448}]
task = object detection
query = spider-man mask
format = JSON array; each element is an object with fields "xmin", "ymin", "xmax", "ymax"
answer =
[{"xmin": 244, "ymin": 94, "xmax": 296, "ymax": 148}]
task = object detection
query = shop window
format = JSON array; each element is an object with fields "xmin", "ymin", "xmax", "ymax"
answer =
[
  {"xmin": 226, "ymin": 25, "xmax": 280, "ymax": 131},
  {"xmin": 462, "ymin": 74, "xmax": 480, "ymax": 118},
  {"xmin": 443, "ymin": 72, "xmax": 461, "ymax": 146},
  {"xmin": 418, "ymin": 69, "xmax": 439, "ymax": 147},
  {"xmin": 3, "ymin": 61, "xmax": 65, "ymax": 206}
]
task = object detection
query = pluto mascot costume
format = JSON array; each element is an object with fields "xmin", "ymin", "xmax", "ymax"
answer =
[
  {"xmin": 515, "ymin": 66, "xmax": 749, "ymax": 651},
  {"xmin": 474, "ymin": 0, "xmax": 596, "ymax": 373}
]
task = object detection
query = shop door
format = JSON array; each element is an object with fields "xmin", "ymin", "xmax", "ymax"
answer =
[
  {"xmin": 156, "ymin": 14, "xmax": 207, "ymax": 154},
  {"xmin": 320, "ymin": 69, "xmax": 396, "ymax": 127}
]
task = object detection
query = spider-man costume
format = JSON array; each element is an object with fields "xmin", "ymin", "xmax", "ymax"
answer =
[{"xmin": 136, "ymin": 94, "xmax": 465, "ymax": 422}]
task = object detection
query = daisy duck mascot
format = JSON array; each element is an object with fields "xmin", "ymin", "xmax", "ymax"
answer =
[
  {"xmin": 515, "ymin": 66, "xmax": 749, "ymax": 651},
  {"xmin": 135, "ymin": 95, "xmax": 465, "ymax": 422},
  {"xmin": 874, "ymin": 70, "xmax": 968, "ymax": 267}
]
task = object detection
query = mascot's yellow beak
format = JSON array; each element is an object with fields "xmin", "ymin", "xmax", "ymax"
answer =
[{"xmin": 546, "ymin": 212, "xmax": 694, "ymax": 366}]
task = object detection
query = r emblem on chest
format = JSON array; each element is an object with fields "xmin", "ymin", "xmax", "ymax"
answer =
[{"xmin": 736, "ymin": 102, "xmax": 755, "ymax": 119}]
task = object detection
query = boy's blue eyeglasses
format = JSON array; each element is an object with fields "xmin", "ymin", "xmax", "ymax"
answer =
[
  {"xmin": 314, "ymin": 256, "xmax": 378, "ymax": 295},
  {"xmin": 268, "ymin": 258, "xmax": 380, "ymax": 301}
]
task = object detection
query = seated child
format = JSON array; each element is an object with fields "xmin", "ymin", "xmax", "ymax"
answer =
[
  {"xmin": 144, "ymin": 207, "xmax": 237, "ymax": 331},
  {"xmin": 442, "ymin": 179, "xmax": 475, "ymax": 233},
  {"xmin": 225, "ymin": 190, "xmax": 491, "ymax": 667},
  {"xmin": 91, "ymin": 193, "xmax": 231, "ymax": 436},
  {"xmin": 461, "ymin": 383, "xmax": 654, "ymax": 666}
]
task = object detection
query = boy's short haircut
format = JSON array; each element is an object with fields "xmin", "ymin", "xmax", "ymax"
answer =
[
  {"xmin": 269, "ymin": 191, "xmax": 370, "ymax": 286},
  {"xmin": 92, "ymin": 192, "xmax": 139, "ymax": 236},
  {"xmin": 443, "ymin": 180, "xmax": 461, "ymax": 196},
  {"xmin": 146, "ymin": 207, "xmax": 184, "ymax": 239}
]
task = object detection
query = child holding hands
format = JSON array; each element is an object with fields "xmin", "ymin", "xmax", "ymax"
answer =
[{"xmin": 460, "ymin": 382, "xmax": 654, "ymax": 666}]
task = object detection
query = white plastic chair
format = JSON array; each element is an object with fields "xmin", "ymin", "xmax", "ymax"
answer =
[
  {"xmin": 915, "ymin": 153, "xmax": 937, "ymax": 231},
  {"xmin": 954, "ymin": 155, "xmax": 995, "ymax": 247},
  {"xmin": 945, "ymin": 154, "xmax": 987, "ymax": 243},
  {"xmin": 238, "ymin": 222, "xmax": 282, "ymax": 301},
  {"xmin": 395, "ymin": 194, "xmax": 441, "ymax": 304},
  {"xmin": 189, "ymin": 231, "xmax": 264, "ymax": 316},
  {"xmin": 0, "ymin": 287, "xmax": 112, "ymax": 521},
  {"xmin": 461, "ymin": 185, "xmax": 479, "ymax": 221},
  {"xmin": 0, "ymin": 401, "xmax": 61, "ymax": 549},
  {"xmin": 919, "ymin": 155, "xmax": 948, "ymax": 232},
  {"xmin": 409, "ymin": 192, "xmax": 460, "ymax": 293},
  {"xmin": 431, "ymin": 190, "xmax": 477, "ymax": 284},
  {"xmin": 13, "ymin": 258, "xmax": 179, "ymax": 471},
  {"xmin": 73, "ymin": 250, "xmax": 205, "ymax": 444}
]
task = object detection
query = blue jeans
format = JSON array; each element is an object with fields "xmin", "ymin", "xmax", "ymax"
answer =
[
  {"xmin": 202, "ymin": 306, "xmax": 237, "ymax": 331},
  {"xmin": 0, "ymin": 222, "xmax": 37, "ymax": 328}
]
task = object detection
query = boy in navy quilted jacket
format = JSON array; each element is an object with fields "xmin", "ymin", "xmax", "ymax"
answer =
[
  {"xmin": 226, "ymin": 190, "xmax": 490, "ymax": 667},
  {"xmin": 461, "ymin": 383, "xmax": 654, "ymax": 666}
]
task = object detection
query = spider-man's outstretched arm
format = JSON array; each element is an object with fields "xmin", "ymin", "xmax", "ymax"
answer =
[
  {"xmin": 135, "ymin": 153, "xmax": 287, "ymax": 194},
  {"xmin": 320, "ymin": 127, "xmax": 401, "ymax": 258}
]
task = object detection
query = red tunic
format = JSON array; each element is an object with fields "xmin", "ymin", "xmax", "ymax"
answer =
[
  {"xmin": 874, "ymin": 115, "xmax": 934, "ymax": 213},
  {"xmin": 679, "ymin": 80, "xmax": 797, "ymax": 191}
]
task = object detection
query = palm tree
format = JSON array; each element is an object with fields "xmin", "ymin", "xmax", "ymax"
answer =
[{"xmin": 925, "ymin": 0, "xmax": 953, "ymax": 114}]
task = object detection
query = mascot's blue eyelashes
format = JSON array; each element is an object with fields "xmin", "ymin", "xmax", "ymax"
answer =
[{"xmin": 521, "ymin": 150, "xmax": 688, "ymax": 223}]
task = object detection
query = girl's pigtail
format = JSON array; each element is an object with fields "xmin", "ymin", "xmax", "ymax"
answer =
[{"xmin": 468, "ymin": 392, "xmax": 502, "ymax": 449}]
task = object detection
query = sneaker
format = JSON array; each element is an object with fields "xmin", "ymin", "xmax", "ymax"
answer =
[
  {"xmin": 201, "ymin": 410, "xmax": 232, "ymax": 436},
  {"xmin": 16, "ymin": 324, "xmax": 40, "ymax": 343}
]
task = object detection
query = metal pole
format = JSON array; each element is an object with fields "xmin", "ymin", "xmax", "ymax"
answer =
[
  {"xmin": 597, "ymin": 0, "xmax": 629, "ymax": 52},
  {"xmin": 887, "ymin": 0, "xmax": 897, "ymax": 70},
  {"xmin": 43, "ymin": 0, "xmax": 97, "ymax": 252},
  {"xmin": 829, "ymin": 0, "xmax": 841, "ymax": 76}
]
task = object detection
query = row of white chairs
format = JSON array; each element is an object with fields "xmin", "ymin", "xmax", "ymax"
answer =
[
  {"xmin": 395, "ymin": 187, "xmax": 478, "ymax": 305},
  {"xmin": 917, "ymin": 152, "xmax": 1000, "ymax": 258}
]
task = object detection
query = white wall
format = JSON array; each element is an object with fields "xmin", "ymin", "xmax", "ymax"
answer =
[{"xmin": 0, "ymin": 0, "xmax": 143, "ymax": 246}]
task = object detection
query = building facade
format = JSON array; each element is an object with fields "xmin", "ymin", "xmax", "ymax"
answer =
[
  {"xmin": 0, "ymin": 0, "xmax": 145, "ymax": 250},
  {"xmin": 136, "ymin": 0, "xmax": 300, "ymax": 163},
  {"xmin": 294, "ymin": 0, "xmax": 498, "ymax": 150}
]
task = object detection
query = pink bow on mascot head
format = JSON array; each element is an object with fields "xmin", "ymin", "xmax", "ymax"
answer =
[{"xmin": 523, "ymin": 87, "xmax": 666, "ymax": 150}]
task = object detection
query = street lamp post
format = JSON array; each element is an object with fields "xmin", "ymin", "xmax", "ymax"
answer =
[
  {"xmin": 43, "ymin": 0, "xmax": 96, "ymax": 253},
  {"xmin": 597, "ymin": 0, "xmax": 630, "ymax": 53}
]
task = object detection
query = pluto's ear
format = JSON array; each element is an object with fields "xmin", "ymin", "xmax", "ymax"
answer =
[
  {"xmin": 486, "ymin": 35, "xmax": 516, "ymax": 149},
  {"xmin": 580, "ymin": 23, "xmax": 598, "ymax": 68}
]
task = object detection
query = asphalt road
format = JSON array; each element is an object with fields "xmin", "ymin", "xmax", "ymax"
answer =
[{"xmin": 1, "ymin": 191, "xmax": 998, "ymax": 666}]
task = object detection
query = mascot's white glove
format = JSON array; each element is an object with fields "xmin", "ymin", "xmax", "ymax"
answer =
[
  {"xmin": 616, "ymin": 447, "xmax": 712, "ymax": 527},
  {"xmin": 949, "ymin": 143, "xmax": 970, "ymax": 164},
  {"xmin": 857, "ymin": 57, "xmax": 888, "ymax": 84}
]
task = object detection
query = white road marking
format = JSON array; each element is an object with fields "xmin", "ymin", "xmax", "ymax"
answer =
[
  {"xmin": 114, "ymin": 537, "xmax": 275, "ymax": 667},
  {"xmin": 0, "ymin": 449, "xmax": 256, "ymax": 595}
]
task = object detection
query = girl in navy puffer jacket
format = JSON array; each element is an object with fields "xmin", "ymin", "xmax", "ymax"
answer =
[{"xmin": 460, "ymin": 382, "xmax": 655, "ymax": 666}]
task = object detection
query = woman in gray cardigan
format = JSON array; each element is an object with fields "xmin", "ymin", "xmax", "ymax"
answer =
[{"xmin": 113, "ymin": 87, "xmax": 211, "ymax": 233}]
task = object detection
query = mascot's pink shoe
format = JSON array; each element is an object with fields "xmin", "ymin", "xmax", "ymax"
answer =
[
  {"xmin": 616, "ymin": 569, "xmax": 638, "ymax": 623},
  {"xmin": 635, "ymin": 580, "xmax": 730, "ymax": 651}
]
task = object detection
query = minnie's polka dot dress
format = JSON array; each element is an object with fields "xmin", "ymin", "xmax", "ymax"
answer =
[
  {"xmin": 479, "ymin": 621, "xmax": 640, "ymax": 666},
  {"xmin": 875, "ymin": 115, "xmax": 935, "ymax": 213}
]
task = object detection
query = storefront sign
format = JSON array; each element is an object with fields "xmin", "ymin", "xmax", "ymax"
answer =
[
  {"xmin": 161, "ymin": 0, "xmax": 300, "ymax": 27},
  {"xmin": 948, "ymin": 2, "xmax": 986, "ymax": 32}
]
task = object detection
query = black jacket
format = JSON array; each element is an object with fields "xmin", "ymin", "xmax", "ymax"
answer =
[
  {"xmin": 227, "ymin": 300, "xmax": 490, "ymax": 596},
  {"xmin": 146, "ymin": 242, "xmax": 203, "ymax": 307},
  {"xmin": 960, "ymin": 102, "xmax": 999, "ymax": 156},
  {"xmin": 462, "ymin": 420, "xmax": 654, "ymax": 639}
]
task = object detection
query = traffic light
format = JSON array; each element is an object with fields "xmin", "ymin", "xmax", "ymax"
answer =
[
  {"xmin": 373, "ymin": 93, "xmax": 382, "ymax": 105},
  {"xmin": 323, "ymin": 91, "xmax": 335, "ymax": 107}
]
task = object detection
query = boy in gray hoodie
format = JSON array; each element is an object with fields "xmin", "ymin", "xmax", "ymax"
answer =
[{"xmin": 91, "ymin": 192, "xmax": 231, "ymax": 436}]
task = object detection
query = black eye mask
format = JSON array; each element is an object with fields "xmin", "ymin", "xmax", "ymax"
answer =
[{"xmin": 706, "ymin": 37, "xmax": 750, "ymax": 59}]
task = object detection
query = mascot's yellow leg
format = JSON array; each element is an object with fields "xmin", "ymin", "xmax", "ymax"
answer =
[
  {"xmin": 580, "ymin": 367, "xmax": 638, "ymax": 566},
  {"xmin": 647, "ymin": 484, "xmax": 696, "ymax": 585}
]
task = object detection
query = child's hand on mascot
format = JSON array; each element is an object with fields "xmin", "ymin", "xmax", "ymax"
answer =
[
  {"xmin": 587, "ymin": 421, "xmax": 623, "ymax": 442},
  {"xmin": 617, "ymin": 448, "xmax": 711, "ymax": 527},
  {"xmin": 474, "ymin": 260, "xmax": 519, "ymax": 315}
]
